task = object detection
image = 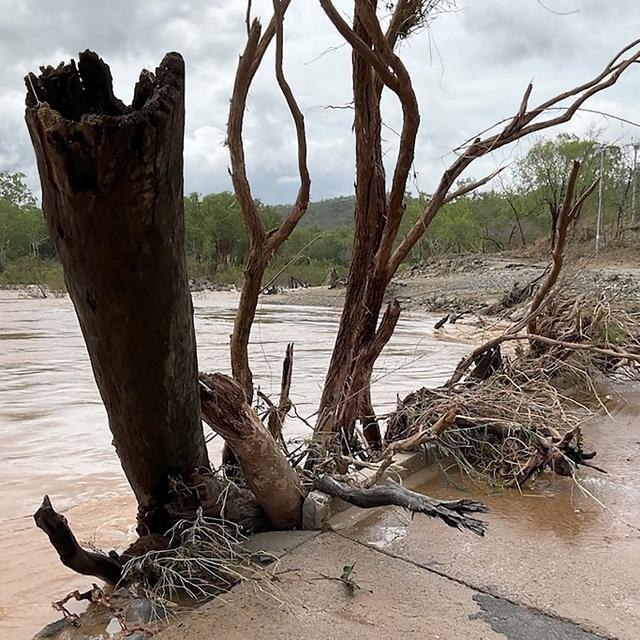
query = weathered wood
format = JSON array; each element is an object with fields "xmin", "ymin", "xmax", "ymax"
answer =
[
  {"xmin": 267, "ymin": 342, "xmax": 294, "ymax": 440},
  {"xmin": 25, "ymin": 51, "xmax": 209, "ymax": 534},
  {"xmin": 34, "ymin": 496, "xmax": 122, "ymax": 584},
  {"xmin": 314, "ymin": 476, "xmax": 488, "ymax": 536},
  {"xmin": 200, "ymin": 373, "xmax": 305, "ymax": 529}
]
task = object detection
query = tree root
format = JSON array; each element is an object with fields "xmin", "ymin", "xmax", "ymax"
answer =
[{"xmin": 314, "ymin": 476, "xmax": 488, "ymax": 536}]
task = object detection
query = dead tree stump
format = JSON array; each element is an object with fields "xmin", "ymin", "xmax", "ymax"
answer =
[{"xmin": 25, "ymin": 51, "xmax": 209, "ymax": 534}]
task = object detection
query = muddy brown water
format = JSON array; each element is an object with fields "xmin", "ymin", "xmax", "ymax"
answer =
[
  {"xmin": 1, "ymin": 290, "xmax": 639, "ymax": 638},
  {"xmin": 0, "ymin": 289, "xmax": 475, "ymax": 638}
]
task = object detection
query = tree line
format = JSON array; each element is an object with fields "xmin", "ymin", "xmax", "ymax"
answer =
[{"xmin": 1, "ymin": 132, "xmax": 637, "ymax": 289}]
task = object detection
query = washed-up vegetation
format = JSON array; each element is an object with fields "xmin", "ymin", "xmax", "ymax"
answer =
[{"xmin": 19, "ymin": 1, "xmax": 640, "ymax": 637}]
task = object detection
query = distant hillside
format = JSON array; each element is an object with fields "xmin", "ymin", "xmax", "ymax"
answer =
[{"xmin": 272, "ymin": 195, "xmax": 354, "ymax": 229}]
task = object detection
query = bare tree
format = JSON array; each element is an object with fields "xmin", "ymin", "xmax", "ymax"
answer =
[
  {"xmin": 227, "ymin": 0, "xmax": 310, "ymax": 400},
  {"xmin": 309, "ymin": 0, "xmax": 640, "ymax": 459}
]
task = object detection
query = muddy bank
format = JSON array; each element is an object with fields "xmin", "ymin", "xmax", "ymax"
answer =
[{"xmin": 267, "ymin": 253, "xmax": 640, "ymax": 315}]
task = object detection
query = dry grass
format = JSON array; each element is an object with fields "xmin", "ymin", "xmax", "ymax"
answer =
[{"xmin": 119, "ymin": 510, "xmax": 284, "ymax": 612}]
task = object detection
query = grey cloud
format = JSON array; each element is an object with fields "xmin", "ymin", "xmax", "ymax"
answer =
[{"xmin": 1, "ymin": 0, "xmax": 639, "ymax": 203}]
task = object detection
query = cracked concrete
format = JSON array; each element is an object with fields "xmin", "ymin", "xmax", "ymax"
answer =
[{"xmin": 156, "ymin": 530, "xmax": 612, "ymax": 640}]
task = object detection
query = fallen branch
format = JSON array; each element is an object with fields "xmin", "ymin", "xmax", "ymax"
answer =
[
  {"xmin": 384, "ymin": 374, "xmax": 603, "ymax": 487},
  {"xmin": 382, "ymin": 406, "xmax": 457, "ymax": 455},
  {"xmin": 199, "ymin": 373, "xmax": 305, "ymax": 529},
  {"xmin": 509, "ymin": 426, "xmax": 602, "ymax": 488},
  {"xmin": 34, "ymin": 496, "xmax": 122, "ymax": 584},
  {"xmin": 482, "ymin": 332, "xmax": 640, "ymax": 364},
  {"xmin": 314, "ymin": 476, "xmax": 488, "ymax": 536}
]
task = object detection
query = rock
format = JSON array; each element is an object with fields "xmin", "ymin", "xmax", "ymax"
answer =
[
  {"xmin": 33, "ymin": 619, "xmax": 69, "ymax": 639},
  {"xmin": 303, "ymin": 490, "xmax": 333, "ymax": 529},
  {"xmin": 124, "ymin": 597, "xmax": 155, "ymax": 626}
]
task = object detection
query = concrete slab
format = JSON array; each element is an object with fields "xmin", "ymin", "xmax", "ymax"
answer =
[
  {"xmin": 156, "ymin": 531, "xmax": 502, "ymax": 640},
  {"xmin": 156, "ymin": 532, "xmax": 605, "ymax": 640},
  {"xmin": 341, "ymin": 393, "xmax": 640, "ymax": 640},
  {"xmin": 242, "ymin": 529, "xmax": 320, "ymax": 558}
]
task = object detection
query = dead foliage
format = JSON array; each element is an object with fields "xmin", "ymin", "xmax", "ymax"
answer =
[{"xmin": 384, "ymin": 287, "xmax": 640, "ymax": 488}]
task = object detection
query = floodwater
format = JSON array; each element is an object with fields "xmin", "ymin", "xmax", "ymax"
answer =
[
  {"xmin": 0, "ymin": 289, "xmax": 473, "ymax": 638},
  {"xmin": 2, "ymin": 290, "xmax": 639, "ymax": 638}
]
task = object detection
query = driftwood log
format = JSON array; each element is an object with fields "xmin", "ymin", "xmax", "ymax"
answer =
[
  {"xmin": 199, "ymin": 373, "xmax": 305, "ymax": 529},
  {"xmin": 34, "ymin": 496, "xmax": 122, "ymax": 584},
  {"xmin": 25, "ymin": 51, "xmax": 209, "ymax": 534},
  {"xmin": 315, "ymin": 476, "xmax": 487, "ymax": 536}
]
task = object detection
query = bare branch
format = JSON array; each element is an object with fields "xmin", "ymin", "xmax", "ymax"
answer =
[
  {"xmin": 389, "ymin": 38, "xmax": 640, "ymax": 275},
  {"xmin": 227, "ymin": 0, "xmax": 296, "ymax": 249},
  {"xmin": 443, "ymin": 167, "xmax": 507, "ymax": 205},
  {"xmin": 355, "ymin": 0, "xmax": 421, "ymax": 270},
  {"xmin": 265, "ymin": 0, "xmax": 311, "ymax": 257},
  {"xmin": 245, "ymin": 0, "xmax": 253, "ymax": 34},
  {"xmin": 227, "ymin": 20, "xmax": 266, "ymax": 246},
  {"xmin": 528, "ymin": 162, "xmax": 599, "ymax": 333}
]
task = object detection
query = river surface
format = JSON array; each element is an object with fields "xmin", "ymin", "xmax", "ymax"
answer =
[
  {"xmin": 2, "ymin": 290, "xmax": 640, "ymax": 638},
  {"xmin": 0, "ymin": 289, "xmax": 475, "ymax": 638}
]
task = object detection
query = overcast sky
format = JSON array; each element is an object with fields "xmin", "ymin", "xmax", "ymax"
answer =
[{"xmin": 1, "ymin": 0, "xmax": 639, "ymax": 204}]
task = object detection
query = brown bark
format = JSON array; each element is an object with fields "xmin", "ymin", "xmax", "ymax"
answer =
[
  {"xmin": 312, "ymin": 0, "xmax": 424, "ymax": 457},
  {"xmin": 267, "ymin": 343, "xmax": 294, "ymax": 440},
  {"xmin": 223, "ymin": 3, "xmax": 309, "ymax": 467},
  {"xmin": 25, "ymin": 51, "xmax": 209, "ymax": 534},
  {"xmin": 200, "ymin": 373, "xmax": 304, "ymax": 529},
  {"xmin": 314, "ymin": 0, "xmax": 396, "ymax": 455}
]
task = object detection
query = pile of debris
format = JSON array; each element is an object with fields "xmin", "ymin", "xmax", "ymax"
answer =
[{"xmin": 383, "ymin": 289, "xmax": 640, "ymax": 487}]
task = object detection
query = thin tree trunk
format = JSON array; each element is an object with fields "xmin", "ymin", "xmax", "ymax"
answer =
[
  {"xmin": 230, "ymin": 249, "xmax": 266, "ymax": 399},
  {"xmin": 25, "ymin": 52, "xmax": 209, "ymax": 534},
  {"xmin": 314, "ymin": 1, "xmax": 387, "ymax": 452}
]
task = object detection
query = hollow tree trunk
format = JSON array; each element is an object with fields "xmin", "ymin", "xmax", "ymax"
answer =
[{"xmin": 25, "ymin": 51, "xmax": 209, "ymax": 534}]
